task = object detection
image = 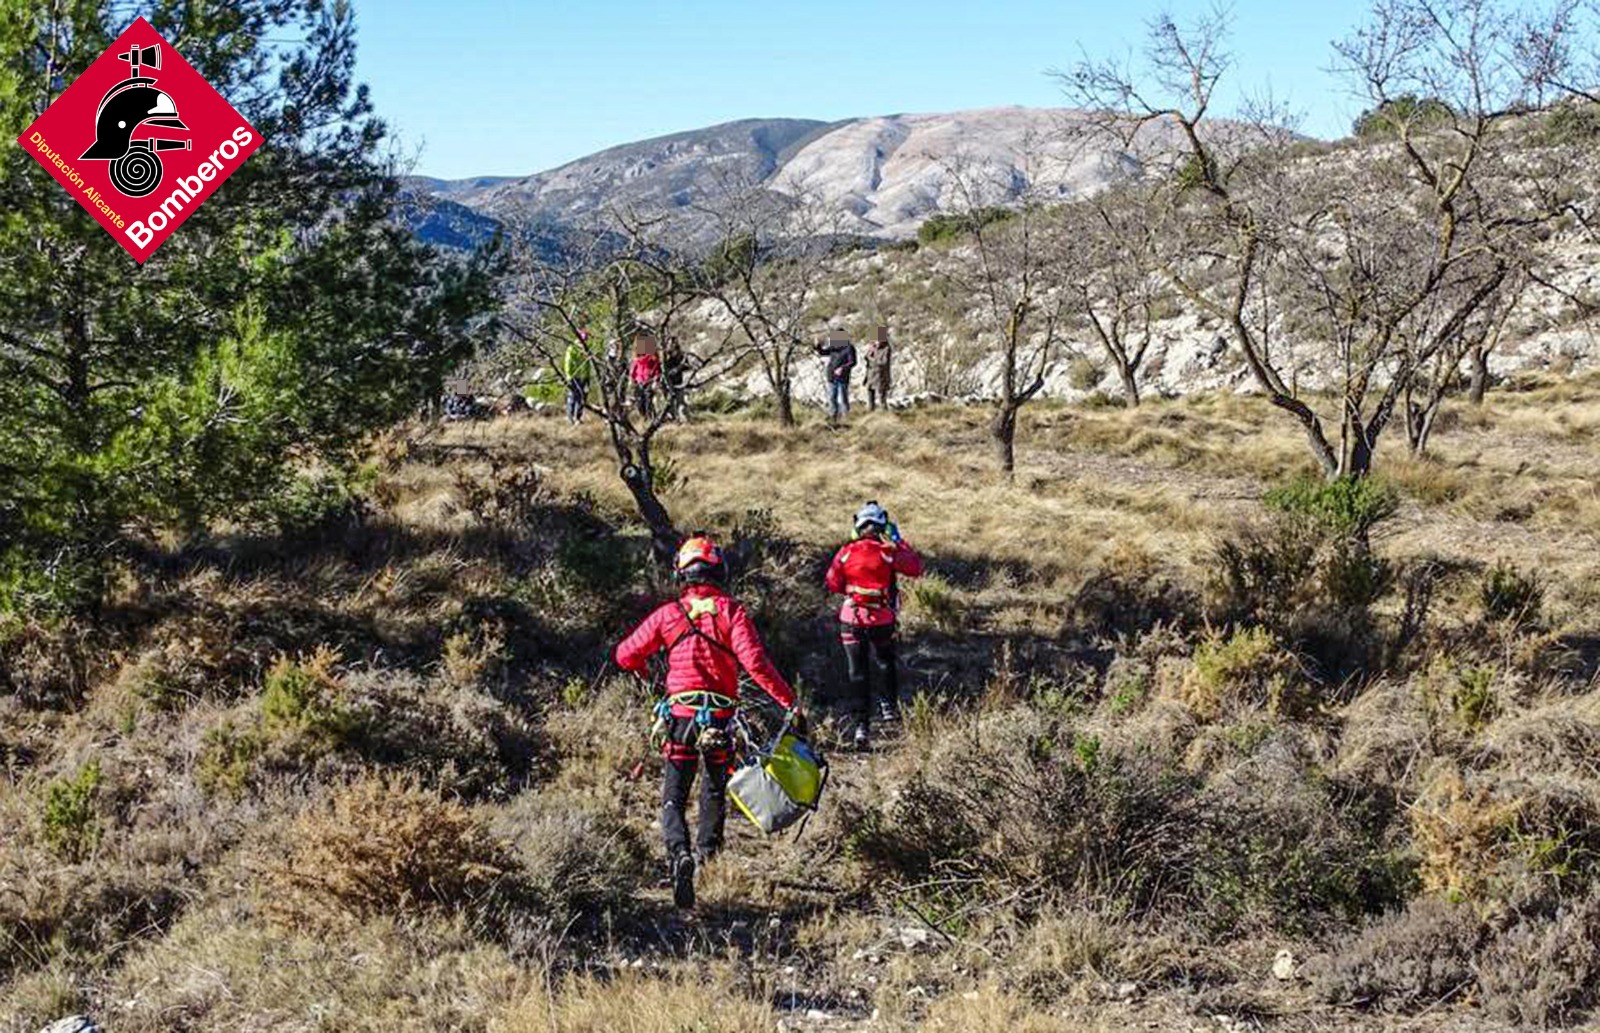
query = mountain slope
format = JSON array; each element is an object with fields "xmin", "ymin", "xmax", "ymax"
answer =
[
  {"xmin": 408, "ymin": 108, "xmax": 1179, "ymax": 248},
  {"xmin": 466, "ymin": 118, "xmax": 834, "ymax": 226}
]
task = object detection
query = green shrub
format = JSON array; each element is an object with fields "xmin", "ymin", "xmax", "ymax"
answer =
[
  {"xmin": 1452, "ymin": 666, "xmax": 1498, "ymax": 732},
  {"xmin": 1175, "ymin": 151, "xmax": 1221, "ymax": 192},
  {"xmin": 1264, "ymin": 475, "xmax": 1400, "ymax": 543},
  {"xmin": 197, "ymin": 721, "xmax": 265, "ymax": 798},
  {"xmin": 1537, "ymin": 102, "xmax": 1600, "ymax": 146},
  {"xmin": 521, "ymin": 378, "xmax": 565, "ymax": 405},
  {"xmin": 262, "ymin": 647, "xmax": 358, "ymax": 751},
  {"xmin": 42, "ymin": 760, "xmax": 103, "ymax": 862},
  {"xmin": 1481, "ymin": 562, "xmax": 1542, "ymax": 627},
  {"xmin": 245, "ymin": 469, "xmax": 361, "ymax": 541},
  {"xmin": 1183, "ymin": 627, "xmax": 1301, "ymax": 718},
  {"xmin": 916, "ymin": 207, "xmax": 1015, "ymax": 246},
  {"xmin": 907, "ymin": 575, "xmax": 966, "ymax": 632},
  {"xmin": 1353, "ymin": 95, "xmax": 1453, "ymax": 139}
]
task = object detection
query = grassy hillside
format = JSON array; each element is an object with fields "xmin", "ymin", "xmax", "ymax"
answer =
[{"xmin": 3, "ymin": 376, "xmax": 1599, "ymax": 1032}]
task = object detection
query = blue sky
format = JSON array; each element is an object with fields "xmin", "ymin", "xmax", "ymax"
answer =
[{"xmin": 354, "ymin": 0, "xmax": 1370, "ymax": 180}]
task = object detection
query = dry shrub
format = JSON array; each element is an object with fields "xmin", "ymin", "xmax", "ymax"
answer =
[
  {"xmin": 1334, "ymin": 680, "xmax": 1432, "ymax": 792},
  {"xmin": 1479, "ymin": 692, "xmax": 1600, "ymax": 776},
  {"xmin": 838, "ymin": 708, "xmax": 1206, "ymax": 912},
  {"xmin": 1070, "ymin": 545, "xmax": 1201, "ymax": 640},
  {"xmin": 917, "ymin": 983, "xmax": 1105, "ymax": 1033},
  {"xmin": 1179, "ymin": 627, "xmax": 1303, "ymax": 719},
  {"xmin": 0, "ymin": 618, "xmax": 93, "ymax": 709},
  {"xmin": 492, "ymin": 790, "xmax": 650, "ymax": 931},
  {"xmin": 1413, "ymin": 769, "xmax": 1600, "ymax": 905},
  {"xmin": 1311, "ymin": 896, "xmax": 1486, "ymax": 1011},
  {"xmin": 542, "ymin": 677, "xmax": 653, "ymax": 793},
  {"xmin": 101, "ymin": 905, "xmax": 530, "ymax": 1033},
  {"xmin": 1410, "ymin": 770, "xmax": 1521, "ymax": 900},
  {"xmin": 441, "ymin": 623, "xmax": 509, "ymax": 690},
  {"xmin": 1478, "ymin": 889, "xmax": 1600, "ymax": 1026},
  {"xmin": 0, "ymin": 847, "xmax": 187, "ymax": 986},
  {"xmin": 348, "ymin": 669, "xmax": 541, "ymax": 799},
  {"xmin": 119, "ymin": 637, "xmax": 219, "ymax": 713},
  {"xmin": 494, "ymin": 968, "xmax": 774, "ymax": 1033},
  {"xmin": 267, "ymin": 775, "xmax": 522, "ymax": 930},
  {"xmin": 838, "ymin": 705, "xmax": 1408, "ymax": 934},
  {"xmin": 1191, "ymin": 729, "xmax": 1415, "ymax": 934}
]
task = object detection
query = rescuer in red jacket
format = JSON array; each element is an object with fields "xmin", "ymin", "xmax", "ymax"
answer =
[
  {"xmin": 824, "ymin": 501, "xmax": 924, "ymax": 749},
  {"xmin": 615, "ymin": 535, "xmax": 798, "ymax": 908}
]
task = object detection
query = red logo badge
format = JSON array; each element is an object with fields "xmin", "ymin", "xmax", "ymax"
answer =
[{"xmin": 16, "ymin": 18, "xmax": 263, "ymax": 264}]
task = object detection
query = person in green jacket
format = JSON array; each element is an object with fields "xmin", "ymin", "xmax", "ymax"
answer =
[{"xmin": 562, "ymin": 329, "xmax": 594, "ymax": 425}]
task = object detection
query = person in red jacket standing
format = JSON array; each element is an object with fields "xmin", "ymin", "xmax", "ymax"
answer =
[
  {"xmin": 825, "ymin": 501, "xmax": 924, "ymax": 749},
  {"xmin": 615, "ymin": 535, "xmax": 799, "ymax": 908}
]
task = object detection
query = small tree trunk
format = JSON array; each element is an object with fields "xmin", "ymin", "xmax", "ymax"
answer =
[
  {"xmin": 1119, "ymin": 365, "xmax": 1141, "ymax": 407},
  {"xmin": 992, "ymin": 405, "xmax": 1017, "ymax": 476},
  {"xmin": 774, "ymin": 373, "xmax": 796, "ymax": 428},
  {"xmin": 1468, "ymin": 347, "xmax": 1491, "ymax": 405},
  {"xmin": 620, "ymin": 462, "xmax": 679, "ymax": 563}
]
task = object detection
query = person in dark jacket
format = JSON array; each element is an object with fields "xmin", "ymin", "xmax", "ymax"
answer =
[
  {"xmin": 615, "ymin": 535, "xmax": 800, "ymax": 908},
  {"xmin": 816, "ymin": 330, "xmax": 856, "ymax": 423},
  {"xmin": 662, "ymin": 336, "xmax": 689, "ymax": 422}
]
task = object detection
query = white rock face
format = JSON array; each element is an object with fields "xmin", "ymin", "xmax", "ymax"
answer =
[{"xmin": 770, "ymin": 107, "xmax": 1144, "ymax": 238}]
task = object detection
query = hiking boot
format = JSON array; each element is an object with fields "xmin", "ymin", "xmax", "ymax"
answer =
[
  {"xmin": 876, "ymin": 698, "xmax": 901, "ymax": 725},
  {"xmin": 853, "ymin": 725, "xmax": 871, "ymax": 751},
  {"xmin": 670, "ymin": 850, "xmax": 696, "ymax": 909}
]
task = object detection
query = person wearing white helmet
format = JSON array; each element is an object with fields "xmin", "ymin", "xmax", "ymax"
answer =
[{"xmin": 824, "ymin": 502, "xmax": 924, "ymax": 748}]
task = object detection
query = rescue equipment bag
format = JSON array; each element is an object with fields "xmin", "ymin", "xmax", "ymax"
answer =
[{"xmin": 729, "ymin": 731, "xmax": 827, "ymax": 835}]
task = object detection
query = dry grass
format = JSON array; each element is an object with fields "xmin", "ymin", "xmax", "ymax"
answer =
[
  {"xmin": 493, "ymin": 967, "xmax": 775, "ymax": 1033},
  {"xmin": 6, "ymin": 377, "xmax": 1600, "ymax": 1032}
]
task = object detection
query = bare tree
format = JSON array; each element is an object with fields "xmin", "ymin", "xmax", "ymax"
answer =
[
  {"xmin": 1516, "ymin": 0, "xmax": 1600, "ymax": 104},
  {"xmin": 1059, "ymin": 186, "xmax": 1172, "ymax": 406},
  {"xmin": 698, "ymin": 174, "xmax": 853, "ymax": 427},
  {"xmin": 1062, "ymin": 1, "xmax": 1573, "ymax": 479},
  {"xmin": 940, "ymin": 147, "xmax": 1071, "ymax": 475},
  {"xmin": 501, "ymin": 212, "xmax": 744, "ymax": 559},
  {"xmin": 1404, "ymin": 262, "xmax": 1525, "ymax": 448},
  {"xmin": 1060, "ymin": 9, "xmax": 1330, "ymax": 466}
]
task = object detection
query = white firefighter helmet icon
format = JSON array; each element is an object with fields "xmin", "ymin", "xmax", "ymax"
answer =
[{"xmin": 78, "ymin": 44, "xmax": 192, "ymax": 197}]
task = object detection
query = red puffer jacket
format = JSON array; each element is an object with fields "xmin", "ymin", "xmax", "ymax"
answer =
[
  {"xmin": 631, "ymin": 353, "xmax": 661, "ymax": 385},
  {"xmin": 614, "ymin": 584, "xmax": 795, "ymax": 716},
  {"xmin": 825, "ymin": 537, "xmax": 924, "ymax": 627}
]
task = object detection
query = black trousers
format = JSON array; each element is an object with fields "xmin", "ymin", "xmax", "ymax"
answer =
[
  {"xmin": 661, "ymin": 719, "xmax": 731, "ymax": 858},
  {"xmin": 842, "ymin": 623, "xmax": 899, "ymax": 723}
]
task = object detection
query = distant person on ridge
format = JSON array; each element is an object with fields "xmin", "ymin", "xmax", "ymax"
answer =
[
  {"xmin": 615, "ymin": 535, "xmax": 800, "ymax": 909},
  {"xmin": 816, "ymin": 329, "xmax": 856, "ymax": 423},
  {"xmin": 561, "ymin": 328, "xmax": 594, "ymax": 425},
  {"xmin": 865, "ymin": 326, "xmax": 893, "ymax": 411},
  {"xmin": 825, "ymin": 502, "xmax": 923, "ymax": 749}
]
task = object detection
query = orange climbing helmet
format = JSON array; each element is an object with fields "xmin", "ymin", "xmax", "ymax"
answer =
[{"xmin": 675, "ymin": 534, "xmax": 727, "ymax": 585}]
